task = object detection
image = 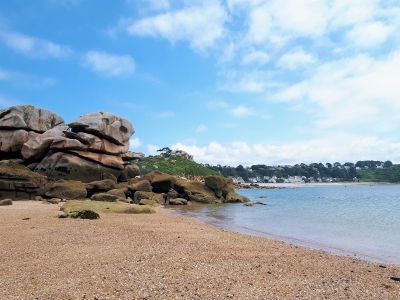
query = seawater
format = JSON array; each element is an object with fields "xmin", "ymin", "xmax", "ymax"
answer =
[{"xmin": 173, "ymin": 185, "xmax": 400, "ymax": 265}]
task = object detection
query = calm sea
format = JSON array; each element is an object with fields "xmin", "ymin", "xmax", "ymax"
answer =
[{"xmin": 173, "ymin": 185, "xmax": 400, "ymax": 265}]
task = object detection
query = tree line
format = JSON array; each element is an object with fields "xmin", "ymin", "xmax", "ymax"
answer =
[{"xmin": 205, "ymin": 160, "xmax": 394, "ymax": 182}]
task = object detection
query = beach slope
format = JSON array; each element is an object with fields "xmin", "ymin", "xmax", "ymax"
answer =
[{"xmin": 1, "ymin": 201, "xmax": 399, "ymax": 299}]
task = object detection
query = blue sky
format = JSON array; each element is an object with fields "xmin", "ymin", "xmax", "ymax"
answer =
[{"xmin": 1, "ymin": 0, "xmax": 400, "ymax": 166}]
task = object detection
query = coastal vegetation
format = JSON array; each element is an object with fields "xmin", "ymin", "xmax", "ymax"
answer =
[
  {"xmin": 136, "ymin": 153, "xmax": 220, "ymax": 177},
  {"xmin": 134, "ymin": 151, "xmax": 399, "ymax": 183}
]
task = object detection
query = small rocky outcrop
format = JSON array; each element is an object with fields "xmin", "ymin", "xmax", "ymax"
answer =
[
  {"xmin": 0, "ymin": 161, "xmax": 47, "ymax": 200},
  {"xmin": 45, "ymin": 179, "xmax": 87, "ymax": 200},
  {"xmin": 169, "ymin": 198, "xmax": 188, "ymax": 205},
  {"xmin": 0, "ymin": 199, "xmax": 13, "ymax": 206},
  {"xmin": 90, "ymin": 189, "xmax": 127, "ymax": 203}
]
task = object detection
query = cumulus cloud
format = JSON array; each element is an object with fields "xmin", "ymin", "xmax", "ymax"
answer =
[
  {"xmin": 230, "ymin": 105, "xmax": 256, "ymax": 117},
  {"xmin": 126, "ymin": 2, "xmax": 228, "ymax": 52},
  {"xmin": 84, "ymin": 51, "xmax": 135, "ymax": 77},
  {"xmin": 196, "ymin": 124, "xmax": 208, "ymax": 132},
  {"xmin": 129, "ymin": 138, "xmax": 143, "ymax": 150},
  {"xmin": 346, "ymin": 22, "xmax": 392, "ymax": 48},
  {"xmin": 272, "ymin": 51, "xmax": 400, "ymax": 129},
  {"xmin": 277, "ymin": 48, "xmax": 315, "ymax": 70},
  {"xmin": 0, "ymin": 31, "xmax": 72, "ymax": 58},
  {"xmin": 242, "ymin": 50, "xmax": 270, "ymax": 65},
  {"xmin": 219, "ymin": 70, "xmax": 278, "ymax": 93},
  {"xmin": 171, "ymin": 135, "xmax": 400, "ymax": 166}
]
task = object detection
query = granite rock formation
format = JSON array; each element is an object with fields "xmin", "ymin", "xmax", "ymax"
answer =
[
  {"xmin": 0, "ymin": 161, "xmax": 47, "ymax": 200},
  {"xmin": 0, "ymin": 105, "xmax": 65, "ymax": 160}
]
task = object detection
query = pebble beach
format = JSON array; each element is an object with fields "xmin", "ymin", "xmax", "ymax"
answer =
[{"xmin": 1, "ymin": 201, "xmax": 400, "ymax": 299}]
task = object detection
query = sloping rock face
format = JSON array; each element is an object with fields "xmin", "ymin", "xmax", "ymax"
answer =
[
  {"xmin": 0, "ymin": 161, "xmax": 47, "ymax": 200},
  {"xmin": 0, "ymin": 105, "xmax": 65, "ymax": 160}
]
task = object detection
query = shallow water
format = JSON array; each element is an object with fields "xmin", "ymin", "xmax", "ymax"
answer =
[{"xmin": 173, "ymin": 185, "xmax": 400, "ymax": 265}]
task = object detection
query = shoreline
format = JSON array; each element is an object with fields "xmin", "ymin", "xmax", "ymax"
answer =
[
  {"xmin": 244, "ymin": 181, "xmax": 398, "ymax": 188},
  {"xmin": 1, "ymin": 201, "xmax": 400, "ymax": 298},
  {"xmin": 171, "ymin": 203, "xmax": 399, "ymax": 267}
]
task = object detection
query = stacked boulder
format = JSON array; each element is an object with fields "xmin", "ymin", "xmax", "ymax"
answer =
[
  {"xmin": 0, "ymin": 105, "xmax": 65, "ymax": 161},
  {"xmin": 32, "ymin": 112, "xmax": 139, "ymax": 182}
]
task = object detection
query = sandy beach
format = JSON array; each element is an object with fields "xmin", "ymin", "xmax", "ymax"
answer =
[{"xmin": 1, "ymin": 201, "xmax": 400, "ymax": 299}]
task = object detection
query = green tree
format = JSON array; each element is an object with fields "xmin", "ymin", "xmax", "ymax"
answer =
[{"xmin": 157, "ymin": 147, "xmax": 172, "ymax": 157}]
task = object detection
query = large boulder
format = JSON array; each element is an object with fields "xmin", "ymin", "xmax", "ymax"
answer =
[
  {"xmin": 0, "ymin": 130, "xmax": 37, "ymax": 158},
  {"xmin": 0, "ymin": 161, "xmax": 47, "ymax": 200},
  {"xmin": 67, "ymin": 150, "xmax": 124, "ymax": 169},
  {"xmin": 151, "ymin": 173, "xmax": 176, "ymax": 193},
  {"xmin": 45, "ymin": 179, "xmax": 87, "ymax": 200},
  {"xmin": 132, "ymin": 191, "xmax": 154, "ymax": 204},
  {"xmin": 128, "ymin": 180, "xmax": 152, "ymax": 193},
  {"xmin": 51, "ymin": 131, "xmax": 129, "ymax": 155},
  {"xmin": 175, "ymin": 180, "xmax": 222, "ymax": 204},
  {"xmin": 69, "ymin": 112, "xmax": 134, "ymax": 146},
  {"xmin": 124, "ymin": 164, "xmax": 140, "ymax": 178},
  {"xmin": 91, "ymin": 189, "xmax": 126, "ymax": 202},
  {"xmin": 221, "ymin": 178, "xmax": 250, "ymax": 203},
  {"xmin": 85, "ymin": 179, "xmax": 116, "ymax": 192},
  {"xmin": 0, "ymin": 105, "xmax": 64, "ymax": 133},
  {"xmin": 34, "ymin": 152, "xmax": 130, "ymax": 183},
  {"xmin": 21, "ymin": 124, "xmax": 69, "ymax": 162},
  {"xmin": 205, "ymin": 176, "xmax": 226, "ymax": 198}
]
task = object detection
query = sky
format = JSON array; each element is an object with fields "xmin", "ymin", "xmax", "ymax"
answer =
[{"xmin": 1, "ymin": 0, "xmax": 400, "ymax": 167}]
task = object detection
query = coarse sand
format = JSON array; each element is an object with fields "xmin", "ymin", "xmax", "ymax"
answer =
[{"xmin": 1, "ymin": 201, "xmax": 399, "ymax": 299}]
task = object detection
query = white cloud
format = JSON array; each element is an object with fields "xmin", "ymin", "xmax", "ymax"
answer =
[
  {"xmin": 272, "ymin": 51, "xmax": 400, "ymax": 129},
  {"xmin": 129, "ymin": 138, "xmax": 143, "ymax": 150},
  {"xmin": 0, "ymin": 31, "xmax": 72, "ymax": 59},
  {"xmin": 126, "ymin": 2, "xmax": 228, "ymax": 52},
  {"xmin": 146, "ymin": 144, "xmax": 160, "ymax": 155},
  {"xmin": 277, "ymin": 48, "xmax": 315, "ymax": 70},
  {"xmin": 242, "ymin": 50, "xmax": 270, "ymax": 65},
  {"xmin": 84, "ymin": 51, "xmax": 135, "ymax": 77},
  {"xmin": 170, "ymin": 135, "xmax": 400, "ymax": 166},
  {"xmin": 346, "ymin": 22, "xmax": 392, "ymax": 48},
  {"xmin": 196, "ymin": 124, "xmax": 208, "ymax": 132},
  {"xmin": 219, "ymin": 70, "xmax": 278, "ymax": 93},
  {"xmin": 230, "ymin": 105, "xmax": 256, "ymax": 117}
]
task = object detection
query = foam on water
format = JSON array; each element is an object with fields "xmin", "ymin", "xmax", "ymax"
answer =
[{"xmin": 174, "ymin": 185, "xmax": 400, "ymax": 265}]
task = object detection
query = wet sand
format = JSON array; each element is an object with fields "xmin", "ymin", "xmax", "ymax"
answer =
[{"xmin": 1, "ymin": 201, "xmax": 399, "ymax": 299}]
